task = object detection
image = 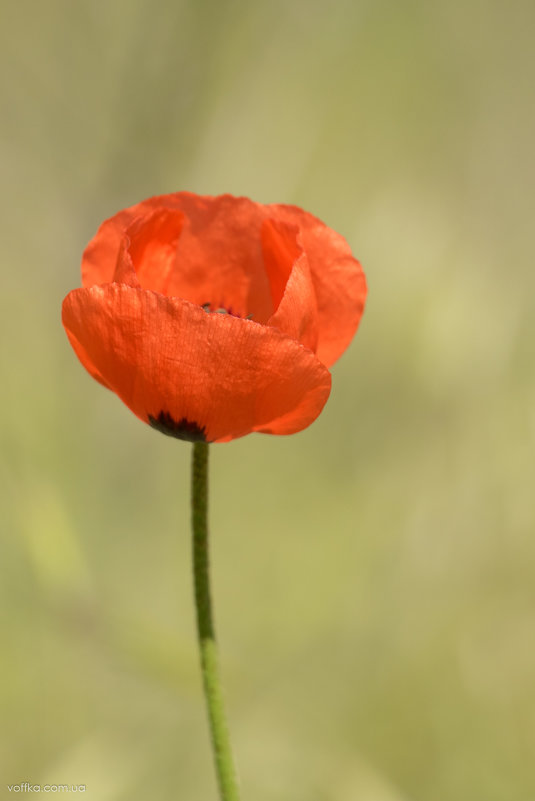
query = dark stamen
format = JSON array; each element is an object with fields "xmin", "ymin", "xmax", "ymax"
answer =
[{"xmin": 201, "ymin": 302, "xmax": 253, "ymax": 320}]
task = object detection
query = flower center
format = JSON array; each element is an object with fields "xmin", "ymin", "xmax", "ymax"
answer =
[{"xmin": 201, "ymin": 303, "xmax": 253, "ymax": 320}]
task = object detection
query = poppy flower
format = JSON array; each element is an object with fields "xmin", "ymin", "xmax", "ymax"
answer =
[{"xmin": 62, "ymin": 192, "xmax": 366, "ymax": 443}]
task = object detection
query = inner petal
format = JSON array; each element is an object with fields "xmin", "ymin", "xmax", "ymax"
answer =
[
  {"xmin": 261, "ymin": 218, "xmax": 300, "ymax": 309},
  {"xmin": 116, "ymin": 197, "xmax": 276, "ymax": 321},
  {"xmin": 262, "ymin": 218, "xmax": 319, "ymax": 352},
  {"xmin": 121, "ymin": 208, "xmax": 185, "ymax": 294}
]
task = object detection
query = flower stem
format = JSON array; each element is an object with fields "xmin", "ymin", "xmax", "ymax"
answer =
[{"xmin": 191, "ymin": 441, "xmax": 240, "ymax": 801}]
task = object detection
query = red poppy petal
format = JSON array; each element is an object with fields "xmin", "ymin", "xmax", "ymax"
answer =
[
  {"xmin": 62, "ymin": 284, "xmax": 331, "ymax": 443},
  {"xmin": 64, "ymin": 334, "xmax": 111, "ymax": 390},
  {"xmin": 120, "ymin": 208, "xmax": 186, "ymax": 294},
  {"xmin": 82, "ymin": 193, "xmax": 190, "ymax": 287},
  {"xmin": 160, "ymin": 193, "xmax": 272, "ymax": 320},
  {"xmin": 84, "ymin": 193, "xmax": 274, "ymax": 321},
  {"xmin": 262, "ymin": 219, "xmax": 318, "ymax": 353},
  {"xmin": 112, "ymin": 240, "xmax": 140, "ymax": 287},
  {"xmin": 81, "ymin": 193, "xmax": 366, "ymax": 366},
  {"xmin": 82, "ymin": 207, "xmax": 146, "ymax": 287},
  {"xmin": 267, "ymin": 204, "xmax": 367, "ymax": 367}
]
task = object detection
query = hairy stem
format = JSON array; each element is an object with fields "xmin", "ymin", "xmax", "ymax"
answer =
[{"xmin": 191, "ymin": 441, "xmax": 240, "ymax": 801}]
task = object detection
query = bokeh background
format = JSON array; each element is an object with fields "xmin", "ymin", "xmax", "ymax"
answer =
[{"xmin": 1, "ymin": 1, "xmax": 534, "ymax": 799}]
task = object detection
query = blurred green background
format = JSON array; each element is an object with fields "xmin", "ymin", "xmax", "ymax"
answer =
[{"xmin": 1, "ymin": 1, "xmax": 534, "ymax": 799}]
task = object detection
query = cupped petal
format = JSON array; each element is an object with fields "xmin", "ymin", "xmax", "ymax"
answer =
[
  {"xmin": 81, "ymin": 192, "xmax": 365, "ymax": 367},
  {"xmin": 82, "ymin": 204, "xmax": 152, "ymax": 287},
  {"xmin": 82, "ymin": 193, "xmax": 274, "ymax": 321},
  {"xmin": 267, "ymin": 203, "xmax": 367, "ymax": 367},
  {"xmin": 118, "ymin": 208, "xmax": 185, "ymax": 294},
  {"xmin": 61, "ymin": 284, "xmax": 331, "ymax": 443},
  {"xmin": 161, "ymin": 194, "xmax": 271, "ymax": 320},
  {"xmin": 82, "ymin": 194, "xmax": 193, "ymax": 287},
  {"xmin": 262, "ymin": 219, "xmax": 318, "ymax": 353}
]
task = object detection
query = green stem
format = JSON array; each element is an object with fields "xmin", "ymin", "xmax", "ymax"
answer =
[{"xmin": 191, "ymin": 441, "xmax": 240, "ymax": 801}]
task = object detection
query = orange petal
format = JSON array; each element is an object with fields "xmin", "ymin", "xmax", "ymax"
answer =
[
  {"xmin": 83, "ymin": 194, "xmax": 272, "ymax": 320},
  {"xmin": 262, "ymin": 219, "xmax": 318, "ymax": 352},
  {"xmin": 267, "ymin": 203, "xmax": 367, "ymax": 367},
  {"xmin": 82, "ymin": 193, "xmax": 193, "ymax": 287},
  {"xmin": 62, "ymin": 284, "xmax": 331, "ymax": 443},
  {"xmin": 120, "ymin": 208, "xmax": 185, "ymax": 293},
  {"xmin": 64, "ymin": 333, "xmax": 111, "ymax": 390},
  {"xmin": 161, "ymin": 194, "xmax": 272, "ymax": 320},
  {"xmin": 81, "ymin": 193, "xmax": 366, "ymax": 366}
]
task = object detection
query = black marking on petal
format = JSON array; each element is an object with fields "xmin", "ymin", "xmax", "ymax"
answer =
[{"xmin": 148, "ymin": 412, "xmax": 207, "ymax": 442}]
